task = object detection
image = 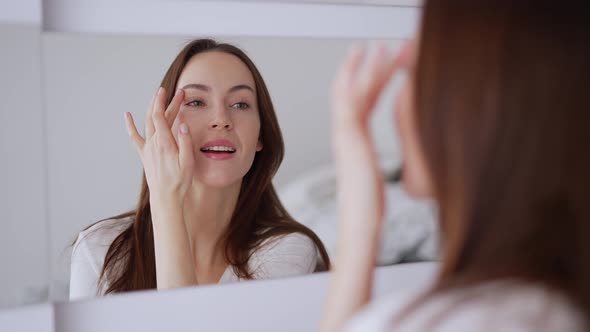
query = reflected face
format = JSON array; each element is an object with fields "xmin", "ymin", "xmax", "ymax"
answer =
[
  {"xmin": 172, "ymin": 51, "xmax": 263, "ymax": 188},
  {"xmin": 394, "ymin": 41, "xmax": 433, "ymax": 198}
]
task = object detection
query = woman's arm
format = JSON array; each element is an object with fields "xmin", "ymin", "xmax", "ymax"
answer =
[
  {"xmin": 150, "ymin": 200, "xmax": 198, "ymax": 289},
  {"xmin": 125, "ymin": 87, "xmax": 198, "ymax": 289},
  {"xmin": 320, "ymin": 44, "xmax": 411, "ymax": 332}
]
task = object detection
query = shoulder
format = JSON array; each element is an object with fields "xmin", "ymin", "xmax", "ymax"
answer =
[
  {"xmin": 73, "ymin": 217, "xmax": 133, "ymax": 257},
  {"xmin": 70, "ymin": 217, "xmax": 133, "ymax": 285},
  {"xmin": 248, "ymin": 232, "xmax": 318, "ymax": 279},
  {"xmin": 345, "ymin": 281, "xmax": 585, "ymax": 332},
  {"xmin": 70, "ymin": 216, "xmax": 132, "ymax": 299}
]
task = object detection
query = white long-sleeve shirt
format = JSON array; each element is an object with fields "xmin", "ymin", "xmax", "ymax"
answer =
[{"xmin": 70, "ymin": 217, "xmax": 318, "ymax": 300}]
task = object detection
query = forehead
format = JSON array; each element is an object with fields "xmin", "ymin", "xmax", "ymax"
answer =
[{"xmin": 177, "ymin": 50, "xmax": 256, "ymax": 91}]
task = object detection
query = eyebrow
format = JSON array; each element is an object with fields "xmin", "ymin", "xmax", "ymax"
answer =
[{"xmin": 181, "ymin": 83, "xmax": 255, "ymax": 94}]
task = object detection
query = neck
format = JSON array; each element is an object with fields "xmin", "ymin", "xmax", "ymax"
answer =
[{"xmin": 183, "ymin": 180, "xmax": 242, "ymax": 273}]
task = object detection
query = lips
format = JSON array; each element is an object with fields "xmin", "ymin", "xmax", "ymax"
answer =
[{"xmin": 200, "ymin": 139, "xmax": 236, "ymax": 160}]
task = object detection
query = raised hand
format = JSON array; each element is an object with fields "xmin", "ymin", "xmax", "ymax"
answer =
[
  {"xmin": 331, "ymin": 43, "xmax": 411, "ymax": 131},
  {"xmin": 321, "ymin": 43, "xmax": 412, "ymax": 332},
  {"xmin": 124, "ymin": 87, "xmax": 200, "ymax": 288},
  {"xmin": 332, "ymin": 42, "xmax": 413, "ymax": 222},
  {"xmin": 124, "ymin": 87, "xmax": 195, "ymax": 205}
]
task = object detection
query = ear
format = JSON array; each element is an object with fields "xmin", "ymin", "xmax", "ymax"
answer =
[{"xmin": 256, "ymin": 139, "xmax": 263, "ymax": 152}]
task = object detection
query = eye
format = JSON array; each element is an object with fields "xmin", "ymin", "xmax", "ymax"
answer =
[
  {"xmin": 186, "ymin": 100, "xmax": 205, "ymax": 108},
  {"xmin": 231, "ymin": 102, "xmax": 250, "ymax": 110}
]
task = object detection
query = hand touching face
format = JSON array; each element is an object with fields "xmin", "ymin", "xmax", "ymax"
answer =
[{"xmin": 171, "ymin": 51, "xmax": 262, "ymax": 188}]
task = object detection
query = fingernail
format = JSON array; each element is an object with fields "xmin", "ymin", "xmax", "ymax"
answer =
[
  {"xmin": 180, "ymin": 123, "xmax": 188, "ymax": 134},
  {"xmin": 175, "ymin": 88, "xmax": 183, "ymax": 96},
  {"xmin": 124, "ymin": 112, "xmax": 130, "ymax": 121},
  {"xmin": 157, "ymin": 87, "xmax": 163, "ymax": 96}
]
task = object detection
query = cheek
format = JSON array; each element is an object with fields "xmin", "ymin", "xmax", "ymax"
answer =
[
  {"xmin": 394, "ymin": 82, "xmax": 432, "ymax": 198},
  {"xmin": 175, "ymin": 112, "xmax": 207, "ymax": 139},
  {"xmin": 394, "ymin": 84, "xmax": 412, "ymax": 168},
  {"xmin": 237, "ymin": 113, "xmax": 261, "ymax": 148},
  {"xmin": 397, "ymin": 122, "xmax": 423, "ymax": 197},
  {"xmin": 395, "ymin": 105, "xmax": 413, "ymax": 184}
]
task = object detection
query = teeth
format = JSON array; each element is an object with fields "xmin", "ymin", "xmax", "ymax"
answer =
[{"xmin": 202, "ymin": 146, "xmax": 236, "ymax": 152}]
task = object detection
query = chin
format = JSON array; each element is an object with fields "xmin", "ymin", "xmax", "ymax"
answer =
[{"xmin": 197, "ymin": 170, "xmax": 244, "ymax": 189}]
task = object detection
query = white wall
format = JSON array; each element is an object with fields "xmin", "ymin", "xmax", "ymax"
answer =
[
  {"xmin": 43, "ymin": 34, "xmax": 406, "ymax": 301},
  {"xmin": 0, "ymin": 0, "xmax": 41, "ymax": 25},
  {"xmin": 0, "ymin": 24, "xmax": 49, "ymax": 308}
]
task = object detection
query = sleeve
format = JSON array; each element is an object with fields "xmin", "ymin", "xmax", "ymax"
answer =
[
  {"xmin": 69, "ymin": 233, "xmax": 101, "ymax": 300},
  {"xmin": 344, "ymin": 285, "xmax": 580, "ymax": 332},
  {"xmin": 249, "ymin": 233, "xmax": 318, "ymax": 279}
]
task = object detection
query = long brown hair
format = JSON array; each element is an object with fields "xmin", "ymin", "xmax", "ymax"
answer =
[
  {"xmin": 408, "ymin": 0, "xmax": 589, "ymax": 326},
  {"xmin": 91, "ymin": 39, "xmax": 330, "ymax": 294}
]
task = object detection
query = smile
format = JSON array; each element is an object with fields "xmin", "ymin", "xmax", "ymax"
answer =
[{"xmin": 200, "ymin": 146, "xmax": 236, "ymax": 153}]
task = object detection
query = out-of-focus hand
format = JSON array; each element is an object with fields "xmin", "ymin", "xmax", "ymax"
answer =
[
  {"xmin": 331, "ymin": 43, "xmax": 411, "ymax": 132},
  {"xmin": 331, "ymin": 43, "xmax": 411, "ymax": 224},
  {"xmin": 320, "ymin": 41, "xmax": 413, "ymax": 332}
]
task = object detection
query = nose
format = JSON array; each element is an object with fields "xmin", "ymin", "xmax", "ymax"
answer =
[{"xmin": 209, "ymin": 109, "xmax": 233, "ymax": 130}]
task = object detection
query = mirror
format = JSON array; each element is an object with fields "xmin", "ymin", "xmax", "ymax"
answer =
[
  {"xmin": 1, "ymin": 1, "xmax": 434, "ymax": 309},
  {"xmin": 43, "ymin": 34, "xmax": 437, "ymax": 302}
]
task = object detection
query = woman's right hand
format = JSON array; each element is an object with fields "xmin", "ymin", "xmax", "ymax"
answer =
[
  {"xmin": 124, "ymin": 87, "xmax": 195, "ymax": 206},
  {"xmin": 125, "ymin": 87, "xmax": 200, "ymax": 288}
]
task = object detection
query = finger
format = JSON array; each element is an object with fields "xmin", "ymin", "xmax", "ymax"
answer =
[
  {"xmin": 365, "ymin": 42, "xmax": 411, "ymax": 110},
  {"xmin": 125, "ymin": 112, "xmax": 145, "ymax": 154},
  {"xmin": 165, "ymin": 89, "xmax": 185, "ymax": 127},
  {"xmin": 151, "ymin": 87, "xmax": 175, "ymax": 143},
  {"xmin": 177, "ymin": 123, "xmax": 195, "ymax": 175},
  {"xmin": 394, "ymin": 78, "xmax": 413, "ymax": 120},
  {"xmin": 379, "ymin": 41, "xmax": 413, "ymax": 88},
  {"xmin": 145, "ymin": 88, "xmax": 159, "ymax": 139},
  {"xmin": 343, "ymin": 46, "xmax": 366, "ymax": 80},
  {"xmin": 332, "ymin": 46, "xmax": 365, "ymax": 89},
  {"xmin": 362, "ymin": 42, "xmax": 388, "ymax": 85},
  {"xmin": 358, "ymin": 43, "xmax": 389, "ymax": 107}
]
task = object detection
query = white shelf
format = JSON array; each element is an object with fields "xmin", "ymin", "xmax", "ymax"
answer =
[
  {"xmin": 0, "ymin": 0, "xmax": 41, "ymax": 25},
  {"xmin": 174, "ymin": 0, "xmax": 422, "ymax": 6},
  {"xmin": 43, "ymin": 0, "xmax": 420, "ymax": 39}
]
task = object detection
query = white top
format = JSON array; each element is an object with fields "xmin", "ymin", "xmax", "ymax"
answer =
[
  {"xmin": 344, "ymin": 280, "xmax": 584, "ymax": 332},
  {"xmin": 69, "ymin": 217, "xmax": 318, "ymax": 300}
]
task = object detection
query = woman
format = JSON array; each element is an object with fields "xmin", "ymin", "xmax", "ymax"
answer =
[
  {"xmin": 70, "ymin": 39, "xmax": 330, "ymax": 299},
  {"xmin": 322, "ymin": 1, "xmax": 588, "ymax": 331}
]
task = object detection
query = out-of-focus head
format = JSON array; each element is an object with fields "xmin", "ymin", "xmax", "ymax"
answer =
[{"xmin": 396, "ymin": 0, "xmax": 590, "ymax": 314}]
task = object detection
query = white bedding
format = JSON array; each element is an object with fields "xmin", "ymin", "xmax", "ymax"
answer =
[{"xmin": 279, "ymin": 164, "xmax": 439, "ymax": 265}]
